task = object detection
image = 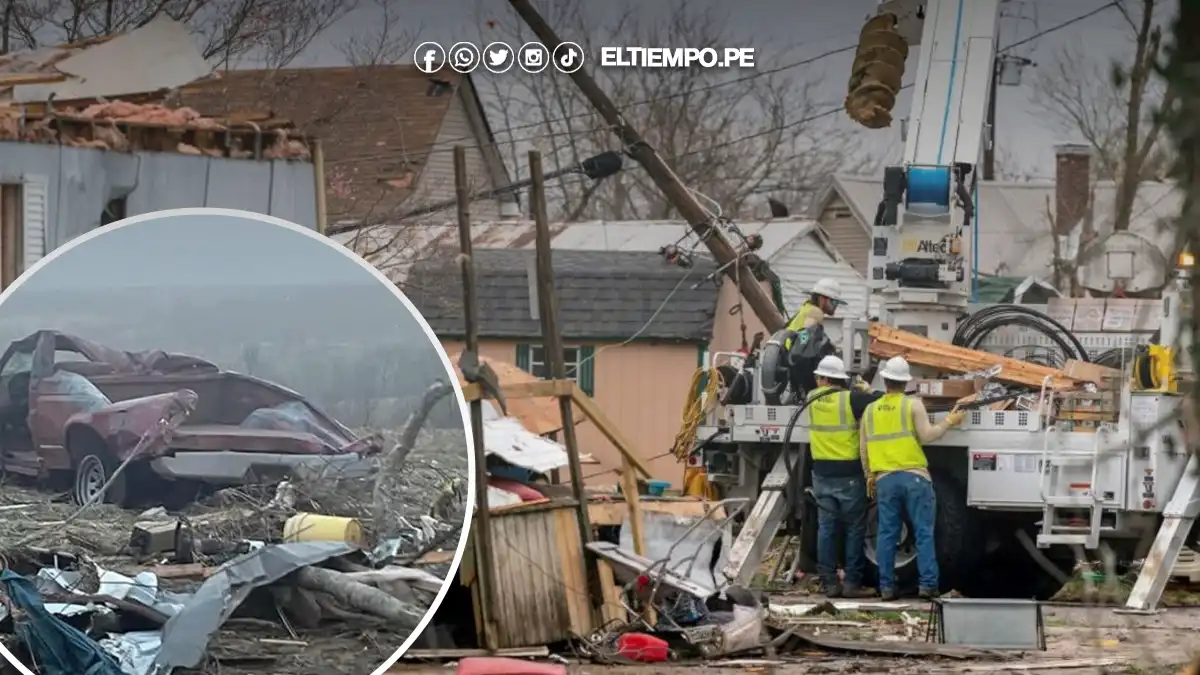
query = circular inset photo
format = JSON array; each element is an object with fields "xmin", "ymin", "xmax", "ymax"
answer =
[{"xmin": 0, "ymin": 208, "xmax": 473, "ymax": 675}]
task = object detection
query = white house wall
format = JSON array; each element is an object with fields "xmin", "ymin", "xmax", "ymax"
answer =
[
  {"xmin": 0, "ymin": 141, "xmax": 317, "ymax": 268},
  {"xmin": 769, "ymin": 229, "xmax": 877, "ymax": 345}
]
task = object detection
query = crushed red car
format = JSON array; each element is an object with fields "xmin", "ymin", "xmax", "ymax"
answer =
[{"xmin": 0, "ymin": 331, "xmax": 382, "ymax": 506}]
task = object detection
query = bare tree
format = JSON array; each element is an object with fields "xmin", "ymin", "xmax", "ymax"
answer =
[
  {"xmin": 474, "ymin": 0, "xmax": 869, "ymax": 221},
  {"xmin": 1031, "ymin": 0, "xmax": 1174, "ymax": 234},
  {"xmin": 0, "ymin": 0, "xmax": 356, "ymax": 67}
]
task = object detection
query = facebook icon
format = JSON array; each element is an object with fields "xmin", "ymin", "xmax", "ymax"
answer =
[{"xmin": 413, "ymin": 42, "xmax": 446, "ymax": 74}]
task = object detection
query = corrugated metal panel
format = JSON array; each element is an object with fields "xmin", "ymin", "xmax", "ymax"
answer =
[
  {"xmin": 204, "ymin": 158, "xmax": 273, "ymax": 213},
  {"xmin": 482, "ymin": 506, "xmax": 592, "ymax": 648},
  {"xmin": 0, "ymin": 143, "xmax": 316, "ymax": 254},
  {"xmin": 22, "ymin": 175, "xmax": 47, "ymax": 269}
]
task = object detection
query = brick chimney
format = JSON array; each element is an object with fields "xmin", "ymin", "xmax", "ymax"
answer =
[{"xmin": 1054, "ymin": 144, "xmax": 1091, "ymax": 236}]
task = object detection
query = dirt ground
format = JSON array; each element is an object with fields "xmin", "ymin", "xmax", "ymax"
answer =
[{"xmin": 390, "ymin": 604, "xmax": 1200, "ymax": 675}]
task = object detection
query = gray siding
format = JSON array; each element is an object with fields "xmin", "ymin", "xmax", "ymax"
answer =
[
  {"xmin": 408, "ymin": 91, "xmax": 501, "ymax": 221},
  {"xmin": 818, "ymin": 194, "xmax": 870, "ymax": 275},
  {"xmin": 0, "ymin": 142, "xmax": 317, "ymax": 261}
]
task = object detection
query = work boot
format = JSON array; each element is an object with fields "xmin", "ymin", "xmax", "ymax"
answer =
[
  {"xmin": 841, "ymin": 585, "xmax": 875, "ymax": 598},
  {"xmin": 821, "ymin": 584, "xmax": 844, "ymax": 598},
  {"xmin": 880, "ymin": 588, "xmax": 897, "ymax": 601},
  {"xmin": 918, "ymin": 587, "xmax": 940, "ymax": 600}
]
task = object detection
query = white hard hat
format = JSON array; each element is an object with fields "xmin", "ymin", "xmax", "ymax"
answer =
[
  {"xmin": 812, "ymin": 278, "xmax": 843, "ymax": 302},
  {"xmin": 879, "ymin": 356, "xmax": 913, "ymax": 382},
  {"xmin": 814, "ymin": 355, "xmax": 849, "ymax": 380}
]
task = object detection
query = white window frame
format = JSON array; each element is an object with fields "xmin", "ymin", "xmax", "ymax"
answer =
[{"xmin": 528, "ymin": 344, "xmax": 582, "ymax": 381}]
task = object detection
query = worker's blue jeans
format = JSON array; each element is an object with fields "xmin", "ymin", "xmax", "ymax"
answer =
[
  {"xmin": 875, "ymin": 471, "xmax": 939, "ymax": 593},
  {"xmin": 812, "ymin": 474, "xmax": 868, "ymax": 589}
]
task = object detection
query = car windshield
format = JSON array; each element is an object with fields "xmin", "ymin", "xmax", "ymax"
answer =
[{"xmin": 240, "ymin": 401, "xmax": 347, "ymax": 448}]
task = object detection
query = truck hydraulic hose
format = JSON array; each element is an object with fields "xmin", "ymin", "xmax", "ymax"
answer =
[
  {"xmin": 780, "ymin": 388, "xmax": 842, "ymax": 521},
  {"xmin": 845, "ymin": 13, "xmax": 909, "ymax": 129}
]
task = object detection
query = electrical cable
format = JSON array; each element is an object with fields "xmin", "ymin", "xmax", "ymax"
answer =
[
  {"xmin": 417, "ymin": 43, "xmax": 861, "ymax": 155},
  {"xmin": 952, "ymin": 304, "xmax": 1090, "ymax": 362}
]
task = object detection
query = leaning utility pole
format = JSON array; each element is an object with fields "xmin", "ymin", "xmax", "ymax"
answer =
[{"xmin": 507, "ymin": 0, "xmax": 787, "ymax": 333}]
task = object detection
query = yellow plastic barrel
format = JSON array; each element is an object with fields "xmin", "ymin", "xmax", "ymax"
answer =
[{"xmin": 282, "ymin": 513, "xmax": 366, "ymax": 548}]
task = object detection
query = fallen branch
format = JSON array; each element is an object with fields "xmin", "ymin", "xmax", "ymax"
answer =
[
  {"xmin": 342, "ymin": 566, "xmax": 444, "ymax": 593},
  {"xmin": 372, "ymin": 380, "xmax": 454, "ymax": 535},
  {"xmin": 293, "ymin": 565, "xmax": 427, "ymax": 628}
]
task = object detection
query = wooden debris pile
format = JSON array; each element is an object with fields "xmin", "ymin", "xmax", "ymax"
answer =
[
  {"xmin": 868, "ymin": 323, "xmax": 1091, "ymax": 390},
  {"xmin": 0, "ymin": 100, "xmax": 311, "ymax": 161}
]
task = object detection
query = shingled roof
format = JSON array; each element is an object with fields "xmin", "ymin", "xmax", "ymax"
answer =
[
  {"xmin": 176, "ymin": 65, "xmax": 475, "ymax": 222},
  {"xmin": 409, "ymin": 249, "xmax": 719, "ymax": 341}
]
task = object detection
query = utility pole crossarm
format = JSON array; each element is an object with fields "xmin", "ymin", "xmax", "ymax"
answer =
[{"xmin": 507, "ymin": 0, "xmax": 788, "ymax": 333}]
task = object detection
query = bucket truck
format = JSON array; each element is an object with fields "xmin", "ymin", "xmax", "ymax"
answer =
[{"xmin": 693, "ymin": 0, "xmax": 1200, "ymax": 609}]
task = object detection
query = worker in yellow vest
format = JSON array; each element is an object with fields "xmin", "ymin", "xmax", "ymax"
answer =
[
  {"xmin": 860, "ymin": 356, "xmax": 965, "ymax": 600},
  {"xmin": 807, "ymin": 355, "xmax": 882, "ymax": 597},
  {"xmin": 783, "ymin": 278, "xmax": 845, "ymax": 350}
]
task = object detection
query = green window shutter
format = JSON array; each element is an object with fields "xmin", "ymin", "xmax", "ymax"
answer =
[
  {"xmin": 515, "ymin": 343, "xmax": 531, "ymax": 372},
  {"xmin": 697, "ymin": 341, "xmax": 708, "ymax": 367},
  {"xmin": 578, "ymin": 345, "xmax": 595, "ymax": 396}
]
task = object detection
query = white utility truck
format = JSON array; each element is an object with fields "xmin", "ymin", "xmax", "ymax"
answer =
[{"xmin": 693, "ymin": 0, "xmax": 1198, "ymax": 610}]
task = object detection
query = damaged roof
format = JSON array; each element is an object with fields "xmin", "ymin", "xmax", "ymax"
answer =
[
  {"xmin": 178, "ymin": 66, "xmax": 468, "ymax": 221},
  {"xmin": 0, "ymin": 19, "xmax": 209, "ymax": 103},
  {"xmin": 409, "ymin": 249, "xmax": 719, "ymax": 341}
]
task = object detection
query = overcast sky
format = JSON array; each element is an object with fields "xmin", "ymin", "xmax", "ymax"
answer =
[
  {"xmin": 13, "ymin": 213, "xmax": 379, "ymax": 290},
  {"xmin": 286, "ymin": 0, "xmax": 1146, "ymax": 177}
]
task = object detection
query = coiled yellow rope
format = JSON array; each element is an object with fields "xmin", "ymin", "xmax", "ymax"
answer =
[{"xmin": 672, "ymin": 367, "xmax": 722, "ymax": 499}]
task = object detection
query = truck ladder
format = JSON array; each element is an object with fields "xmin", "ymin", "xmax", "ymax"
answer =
[
  {"xmin": 1124, "ymin": 452, "xmax": 1200, "ymax": 611},
  {"xmin": 1037, "ymin": 425, "xmax": 1110, "ymax": 548},
  {"xmin": 720, "ymin": 451, "xmax": 794, "ymax": 587}
]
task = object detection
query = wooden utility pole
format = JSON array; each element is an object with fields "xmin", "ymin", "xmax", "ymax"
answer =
[
  {"xmin": 507, "ymin": 0, "xmax": 787, "ymax": 333},
  {"xmin": 528, "ymin": 150, "xmax": 593, "ymax": 546},
  {"xmin": 312, "ymin": 139, "xmax": 328, "ymax": 234},
  {"xmin": 455, "ymin": 146, "xmax": 498, "ymax": 652}
]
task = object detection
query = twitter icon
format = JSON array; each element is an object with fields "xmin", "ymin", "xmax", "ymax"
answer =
[{"xmin": 483, "ymin": 42, "xmax": 515, "ymax": 74}]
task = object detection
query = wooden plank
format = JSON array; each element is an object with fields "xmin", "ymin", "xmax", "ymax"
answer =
[
  {"xmin": 594, "ymin": 559, "xmax": 626, "ymax": 626},
  {"xmin": 868, "ymin": 323, "xmax": 1085, "ymax": 390},
  {"xmin": 588, "ymin": 498, "xmax": 725, "ymax": 526},
  {"xmin": 0, "ymin": 73, "xmax": 66, "ymax": 86},
  {"xmin": 460, "ymin": 379, "xmax": 574, "ymax": 402},
  {"xmin": 617, "ymin": 454, "xmax": 653, "ymax": 625},
  {"xmin": 552, "ymin": 507, "xmax": 593, "ymax": 637},
  {"xmin": 397, "ymin": 647, "xmax": 550, "ymax": 661},
  {"xmin": 568, "ymin": 385, "xmax": 655, "ymax": 478}
]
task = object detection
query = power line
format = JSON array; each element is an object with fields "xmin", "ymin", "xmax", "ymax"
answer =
[
  {"xmin": 669, "ymin": 1, "xmax": 1119, "ymax": 158},
  {"xmin": 547, "ymin": 1, "xmax": 1125, "ymax": 360},
  {"xmin": 414, "ymin": 43, "xmax": 859, "ymax": 154},
  {"xmin": 999, "ymin": 0, "xmax": 1118, "ymax": 52}
]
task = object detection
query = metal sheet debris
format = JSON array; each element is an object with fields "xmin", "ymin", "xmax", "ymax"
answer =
[{"xmin": 152, "ymin": 541, "xmax": 354, "ymax": 674}]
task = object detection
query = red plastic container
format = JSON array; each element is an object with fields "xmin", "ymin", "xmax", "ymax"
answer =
[
  {"xmin": 456, "ymin": 657, "xmax": 565, "ymax": 675},
  {"xmin": 615, "ymin": 632, "xmax": 669, "ymax": 663}
]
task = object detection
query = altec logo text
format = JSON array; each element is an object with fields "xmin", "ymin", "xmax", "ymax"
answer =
[{"xmin": 600, "ymin": 47, "xmax": 755, "ymax": 69}]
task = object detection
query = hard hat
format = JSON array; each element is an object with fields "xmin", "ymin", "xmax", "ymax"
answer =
[
  {"xmin": 812, "ymin": 278, "xmax": 843, "ymax": 302},
  {"xmin": 879, "ymin": 356, "xmax": 913, "ymax": 382},
  {"xmin": 814, "ymin": 355, "xmax": 849, "ymax": 380}
]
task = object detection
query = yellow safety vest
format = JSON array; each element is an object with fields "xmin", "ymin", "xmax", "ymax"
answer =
[
  {"xmin": 863, "ymin": 392, "xmax": 928, "ymax": 473},
  {"xmin": 807, "ymin": 386, "xmax": 859, "ymax": 461},
  {"xmin": 783, "ymin": 302, "xmax": 817, "ymax": 350}
]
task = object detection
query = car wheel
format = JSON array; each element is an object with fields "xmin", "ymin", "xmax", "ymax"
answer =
[{"xmin": 71, "ymin": 448, "xmax": 127, "ymax": 507}]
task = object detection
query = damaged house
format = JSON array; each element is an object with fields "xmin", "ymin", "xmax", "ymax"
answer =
[{"xmin": 0, "ymin": 19, "xmax": 319, "ymax": 289}]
